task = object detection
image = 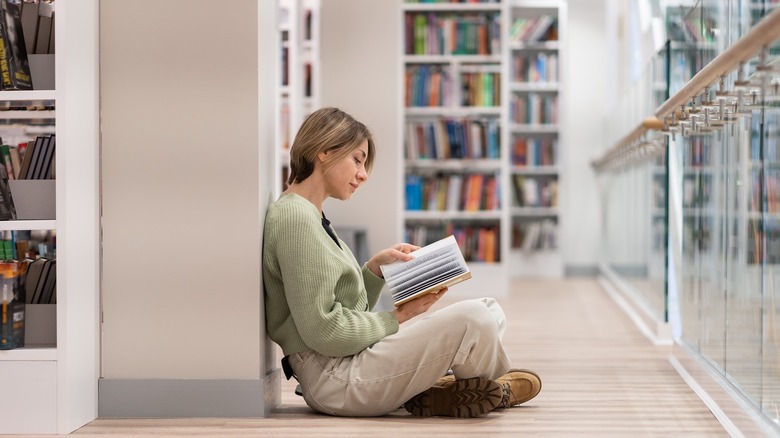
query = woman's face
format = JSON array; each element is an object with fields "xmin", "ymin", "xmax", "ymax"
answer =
[{"xmin": 322, "ymin": 140, "xmax": 369, "ymax": 200}]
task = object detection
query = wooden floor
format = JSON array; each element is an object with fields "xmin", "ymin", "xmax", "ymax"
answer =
[{"xmin": 69, "ymin": 278, "xmax": 728, "ymax": 437}]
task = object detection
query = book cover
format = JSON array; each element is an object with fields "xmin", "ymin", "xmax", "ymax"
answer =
[
  {"xmin": 380, "ymin": 235, "xmax": 472, "ymax": 307},
  {"xmin": 39, "ymin": 258, "xmax": 55, "ymax": 304},
  {"xmin": 19, "ymin": 0, "xmax": 35, "ymax": 54},
  {"xmin": 0, "ymin": 260, "xmax": 28, "ymax": 350},
  {"xmin": 1, "ymin": 144, "xmax": 14, "ymax": 179},
  {"xmin": 24, "ymin": 256, "xmax": 45, "ymax": 303},
  {"xmin": 30, "ymin": 257, "xmax": 49, "ymax": 304},
  {"xmin": 28, "ymin": 134, "xmax": 49, "ymax": 179},
  {"xmin": 33, "ymin": 1, "xmax": 51, "ymax": 54},
  {"xmin": 8, "ymin": 144, "xmax": 20, "ymax": 177},
  {"xmin": 17, "ymin": 138, "xmax": 35, "ymax": 179},
  {"xmin": 36, "ymin": 133, "xmax": 55, "ymax": 179},
  {"xmin": 0, "ymin": 158, "xmax": 16, "ymax": 220},
  {"xmin": 0, "ymin": 0, "xmax": 32, "ymax": 90}
]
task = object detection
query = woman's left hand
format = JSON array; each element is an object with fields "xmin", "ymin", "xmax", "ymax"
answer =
[{"xmin": 366, "ymin": 243, "xmax": 420, "ymax": 278}]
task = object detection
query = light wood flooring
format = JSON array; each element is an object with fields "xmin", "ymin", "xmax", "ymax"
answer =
[{"xmin": 66, "ymin": 278, "xmax": 729, "ymax": 436}]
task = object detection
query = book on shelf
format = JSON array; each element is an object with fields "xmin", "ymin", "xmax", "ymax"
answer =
[
  {"xmin": 380, "ymin": 235, "xmax": 472, "ymax": 307},
  {"xmin": 26, "ymin": 256, "xmax": 55, "ymax": 304},
  {"xmin": 8, "ymin": 144, "xmax": 20, "ymax": 177},
  {"xmin": 34, "ymin": 134, "xmax": 55, "ymax": 179},
  {"xmin": 17, "ymin": 134, "xmax": 55, "ymax": 180},
  {"xmin": 19, "ymin": 0, "xmax": 35, "ymax": 53},
  {"xmin": 0, "ymin": 259, "xmax": 28, "ymax": 350},
  {"xmin": 510, "ymin": 16, "xmax": 557, "ymax": 43},
  {"xmin": 34, "ymin": 0, "xmax": 54, "ymax": 55},
  {"xmin": 513, "ymin": 219, "xmax": 557, "ymax": 251},
  {"xmin": 28, "ymin": 134, "xmax": 48, "ymax": 179},
  {"xmin": 17, "ymin": 136, "xmax": 36, "ymax": 179},
  {"xmin": 0, "ymin": 144, "xmax": 14, "ymax": 179},
  {"xmin": 0, "ymin": 0, "xmax": 32, "ymax": 90},
  {"xmin": 0, "ymin": 156, "xmax": 16, "ymax": 220},
  {"xmin": 37, "ymin": 257, "xmax": 55, "ymax": 304}
]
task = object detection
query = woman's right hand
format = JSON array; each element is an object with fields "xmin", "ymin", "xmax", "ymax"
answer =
[
  {"xmin": 366, "ymin": 243, "xmax": 420, "ymax": 278},
  {"xmin": 392, "ymin": 287, "xmax": 448, "ymax": 324}
]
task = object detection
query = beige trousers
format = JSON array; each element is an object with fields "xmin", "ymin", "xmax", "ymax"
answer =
[{"xmin": 287, "ymin": 298, "xmax": 512, "ymax": 417}]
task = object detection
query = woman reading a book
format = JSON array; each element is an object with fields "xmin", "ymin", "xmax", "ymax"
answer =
[{"xmin": 263, "ymin": 107, "xmax": 541, "ymax": 418}]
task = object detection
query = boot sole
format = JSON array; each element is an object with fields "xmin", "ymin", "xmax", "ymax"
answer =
[{"xmin": 404, "ymin": 377, "xmax": 503, "ymax": 418}]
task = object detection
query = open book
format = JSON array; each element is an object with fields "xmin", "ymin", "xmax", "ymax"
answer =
[{"xmin": 380, "ymin": 235, "xmax": 472, "ymax": 307}]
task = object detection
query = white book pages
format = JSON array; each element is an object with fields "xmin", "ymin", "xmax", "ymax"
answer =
[{"xmin": 380, "ymin": 235, "xmax": 472, "ymax": 307}]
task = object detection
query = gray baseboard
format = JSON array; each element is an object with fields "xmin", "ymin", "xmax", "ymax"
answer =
[
  {"xmin": 563, "ymin": 265, "xmax": 599, "ymax": 277},
  {"xmin": 99, "ymin": 370, "xmax": 281, "ymax": 418}
]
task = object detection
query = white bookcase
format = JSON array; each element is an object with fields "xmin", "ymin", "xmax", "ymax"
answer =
[
  {"xmin": 505, "ymin": 0, "xmax": 565, "ymax": 277},
  {"xmin": 277, "ymin": 0, "xmax": 320, "ymax": 195},
  {"xmin": 0, "ymin": 1, "xmax": 100, "ymax": 434},
  {"xmin": 399, "ymin": 0, "xmax": 565, "ymax": 284},
  {"xmin": 399, "ymin": 0, "xmax": 508, "ymax": 296}
]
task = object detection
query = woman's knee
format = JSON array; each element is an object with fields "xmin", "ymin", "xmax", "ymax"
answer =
[{"xmin": 449, "ymin": 299, "xmax": 503, "ymax": 334}]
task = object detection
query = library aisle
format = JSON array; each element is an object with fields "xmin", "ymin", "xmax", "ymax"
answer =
[{"xmin": 75, "ymin": 279, "xmax": 730, "ymax": 437}]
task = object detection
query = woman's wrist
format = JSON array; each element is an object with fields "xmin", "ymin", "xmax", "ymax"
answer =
[{"xmin": 367, "ymin": 260, "xmax": 382, "ymax": 278}]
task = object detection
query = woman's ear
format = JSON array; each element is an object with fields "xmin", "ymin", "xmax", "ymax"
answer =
[{"xmin": 317, "ymin": 151, "xmax": 328, "ymax": 162}]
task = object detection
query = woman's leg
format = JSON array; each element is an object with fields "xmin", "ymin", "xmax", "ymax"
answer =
[{"xmin": 288, "ymin": 298, "xmax": 512, "ymax": 417}]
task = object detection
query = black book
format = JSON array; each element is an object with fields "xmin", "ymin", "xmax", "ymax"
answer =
[
  {"xmin": 27, "ymin": 134, "xmax": 48, "ymax": 179},
  {"xmin": 24, "ymin": 257, "xmax": 46, "ymax": 304},
  {"xmin": 39, "ymin": 258, "xmax": 55, "ymax": 304},
  {"xmin": 0, "ymin": 0, "xmax": 32, "ymax": 90},
  {"xmin": 36, "ymin": 134, "xmax": 54, "ymax": 179},
  {"xmin": 30, "ymin": 258, "xmax": 50, "ymax": 304}
]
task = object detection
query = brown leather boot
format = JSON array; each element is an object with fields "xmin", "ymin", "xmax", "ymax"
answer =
[
  {"xmin": 404, "ymin": 377, "xmax": 503, "ymax": 418},
  {"xmin": 495, "ymin": 368, "xmax": 542, "ymax": 408}
]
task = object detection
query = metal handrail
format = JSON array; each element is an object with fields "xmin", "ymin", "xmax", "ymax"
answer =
[
  {"xmin": 591, "ymin": 117, "xmax": 663, "ymax": 171},
  {"xmin": 655, "ymin": 6, "xmax": 780, "ymax": 118},
  {"xmin": 593, "ymin": 6, "xmax": 780, "ymax": 172}
]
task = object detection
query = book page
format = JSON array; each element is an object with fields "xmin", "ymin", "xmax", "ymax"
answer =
[{"xmin": 380, "ymin": 235, "xmax": 470, "ymax": 306}]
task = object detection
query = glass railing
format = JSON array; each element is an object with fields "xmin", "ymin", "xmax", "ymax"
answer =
[
  {"xmin": 597, "ymin": 1, "xmax": 780, "ymax": 431},
  {"xmin": 597, "ymin": 39, "xmax": 671, "ymax": 326}
]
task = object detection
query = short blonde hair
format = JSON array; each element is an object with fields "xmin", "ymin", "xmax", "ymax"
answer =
[{"xmin": 287, "ymin": 107, "xmax": 375, "ymax": 185}]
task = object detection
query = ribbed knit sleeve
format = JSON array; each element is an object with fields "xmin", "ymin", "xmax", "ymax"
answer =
[
  {"xmin": 263, "ymin": 194, "xmax": 399, "ymax": 358},
  {"xmin": 362, "ymin": 265, "xmax": 386, "ymax": 311}
]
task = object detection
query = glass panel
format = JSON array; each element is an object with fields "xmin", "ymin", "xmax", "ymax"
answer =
[
  {"xmin": 606, "ymin": 0, "xmax": 780, "ymax": 428},
  {"xmin": 724, "ymin": 99, "xmax": 763, "ymax": 409},
  {"xmin": 757, "ymin": 39, "xmax": 780, "ymax": 425}
]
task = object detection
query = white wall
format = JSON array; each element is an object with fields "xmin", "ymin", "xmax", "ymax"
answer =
[
  {"xmin": 561, "ymin": 0, "xmax": 608, "ymax": 273},
  {"xmin": 100, "ymin": 0, "xmax": 266, "ymax": 380},
  {"xmin": 319, "ymin": 0, "xmax": 402, "ymax": 256}
]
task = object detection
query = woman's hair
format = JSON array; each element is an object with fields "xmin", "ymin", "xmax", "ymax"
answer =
[{"xmin": 287, "ymin": 107, "xmax": 376, "ymax": 185}]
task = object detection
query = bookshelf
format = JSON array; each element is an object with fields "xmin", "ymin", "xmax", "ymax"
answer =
[
  {"xmin": 277, "ymin": 0, "xmax": 320, "ymax": 195},
  {"xmin": 505, "ymin": 0, "xmax": 565, "ymax": 277},
  {"xmin": 400, "ymin": 0, "xmax": 508, "ymax": 294},
  {"xmin": 0, "ymin": 1, "xmax": 100, "ymax": 434}
]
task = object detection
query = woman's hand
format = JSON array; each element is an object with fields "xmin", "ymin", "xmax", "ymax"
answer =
[
  {"xmin": 392, "ymin": 288, "xmax": 448, "ymax": 324},
  {"xmin": 366, "ymin": 243, "xmax": 420, "ymax": 278}
]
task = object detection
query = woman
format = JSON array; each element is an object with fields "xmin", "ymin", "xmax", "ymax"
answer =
[{"xmin": 263, "ymin": 107, "xmax": 541, "ymax": 417}]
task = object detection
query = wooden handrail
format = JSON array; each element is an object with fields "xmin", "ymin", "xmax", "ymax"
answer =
[
  {"xmin": 591, "ymin": 117, "xmax": 663, "ymax": 170},
  {"xmin": 594, "ymin": 7, "xmax": 780, "ymax": 172},
  {"xmin": 655, "ymin": 6, "xmax": 780, "ymax": 118}
]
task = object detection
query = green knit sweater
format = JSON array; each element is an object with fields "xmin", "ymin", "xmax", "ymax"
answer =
[{"xmin": 263, "ymin": 193, "xmax": 399, "ymax": 358}]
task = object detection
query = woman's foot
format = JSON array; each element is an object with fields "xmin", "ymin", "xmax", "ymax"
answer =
[
  {"xmin": 428, "ymin": 368, "xmax": 542, "ymax": 409},
  {"xmin": 404, "ymin": 377, "xmax": 503, "ymax": 418},
  {"xmin": 495, "ymin": 368, "xmax": 542, "ymax": 408}
]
